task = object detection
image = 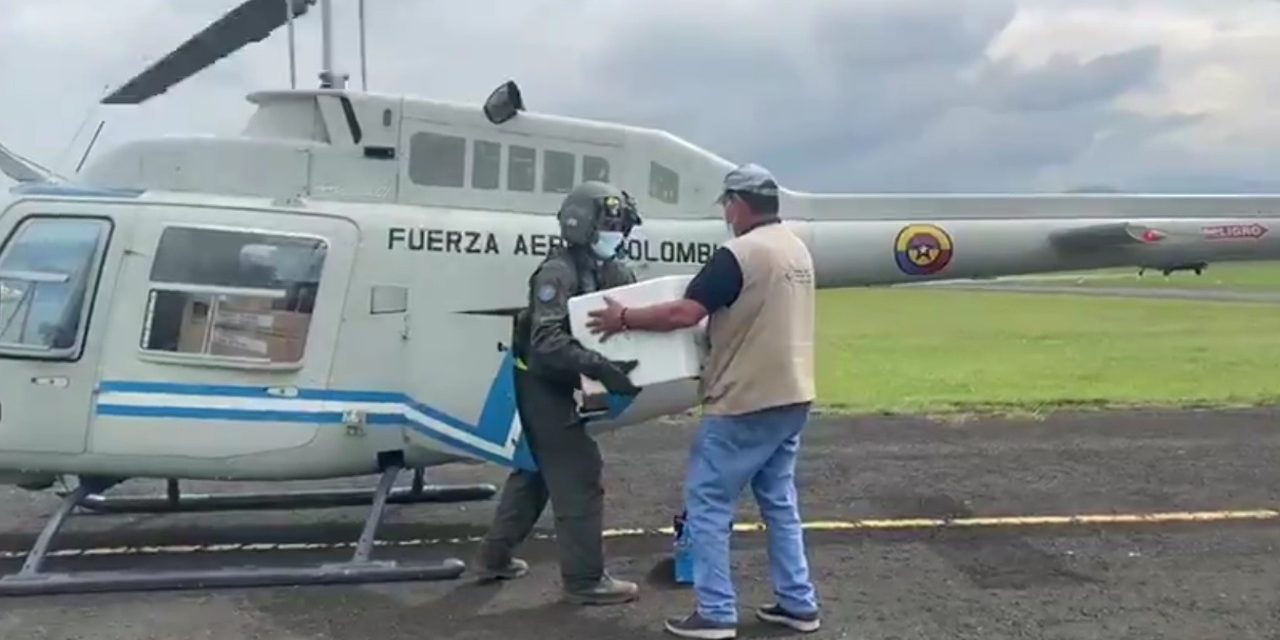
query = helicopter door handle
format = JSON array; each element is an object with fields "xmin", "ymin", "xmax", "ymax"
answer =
[{"xmin": 31, "ymin": 377, "xmax": 69, "ymax": 389}]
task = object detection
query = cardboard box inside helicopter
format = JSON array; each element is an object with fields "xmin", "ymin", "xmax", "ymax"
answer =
[
  {"xmin": 173, "ymin": 293, "xmax": 312, "ymax": 360},
  {"xmin": 567, "ymin": 275, "xmax": 707, "ymax": 417}
]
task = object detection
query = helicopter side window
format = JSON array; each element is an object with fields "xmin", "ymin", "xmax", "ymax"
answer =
[
  {"xmin": 583, "ymin": 155, "xmax": 610, "ymax": 182},
  {"xmin": 472, "ymin": 140, "xmax": 501, "ymax": 190},
  {"xmin": 0, "ymin": 217, "xmax": 111, "ymax": 359},
  {"xmin": 140, "ymin": 226, "xmax": 327, "ymax": 365},
  {"xmin": 542, "ymin": 150, "xmax": 576, "ymax": 194},
  {"xmin": 508, "ymin": 145, "xmax": 536, "ymax": 192},
  {"xmin": 649, "ymin": 161, "xmax": 680, "ymax": 205},
  {"xmin": 408, "ymin": 132, "xmax": 466, "ymax": 188}
]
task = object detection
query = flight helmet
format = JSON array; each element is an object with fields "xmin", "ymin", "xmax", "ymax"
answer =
[{"xmin": 556, "ymin": 181, "xmax": 642, "ymax": 259}]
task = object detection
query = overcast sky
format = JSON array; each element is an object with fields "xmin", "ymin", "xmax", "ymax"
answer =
[{"xmin": 3, "ymin": 0, "xmax": 1279, "ymax": 193}]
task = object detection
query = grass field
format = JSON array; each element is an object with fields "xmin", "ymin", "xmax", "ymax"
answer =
[
  {"xmin": 815, "ymin": 286, "xmax": 1280, "ymax": 416},
  {"xmin": 1009, "ymin": 260, "xmax": 1280, "ymax": 291}
]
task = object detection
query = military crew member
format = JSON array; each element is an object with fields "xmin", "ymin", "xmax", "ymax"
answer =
[{"xmin": 473, "ymin": 181, "xmax": 645, "ymax": 606}]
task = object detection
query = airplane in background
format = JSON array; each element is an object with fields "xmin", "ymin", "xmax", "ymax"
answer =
[{"xmin": 0, "ymin": 0, "xmax": 1277, "ymax": 596}]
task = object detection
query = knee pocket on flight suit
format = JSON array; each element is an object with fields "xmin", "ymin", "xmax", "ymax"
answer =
[{"xmin": 535, "ymin": 427, "xmax": 605, "ymax": 520}]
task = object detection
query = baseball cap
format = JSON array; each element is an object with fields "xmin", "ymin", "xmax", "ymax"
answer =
[{"xmin": 715, "ymin": 163, "xmax": 779, "ymax": 204}]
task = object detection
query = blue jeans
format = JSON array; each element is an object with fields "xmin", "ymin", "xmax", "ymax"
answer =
[{"xmin": 683, "ymin": 402, "xmax": 819, "ymax": 624}]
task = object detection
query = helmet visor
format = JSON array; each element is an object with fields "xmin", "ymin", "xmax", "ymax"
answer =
[{"xmin": 598, "ymin": 195, "xmax": 629, "ymax": 232}]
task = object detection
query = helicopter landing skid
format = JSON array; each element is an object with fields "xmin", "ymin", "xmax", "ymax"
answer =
[
  {"xmin": 0, "ymin": 465, "xmax": 468, "ymax": 596},
  {"xmin": 68, "ymin": 469, "xmax": 498, "ymax": 515}
]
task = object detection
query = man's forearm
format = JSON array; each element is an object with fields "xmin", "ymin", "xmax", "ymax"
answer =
[{"xmin": 622, "ymin": 300, "xmax": 706, "ymax": 332}]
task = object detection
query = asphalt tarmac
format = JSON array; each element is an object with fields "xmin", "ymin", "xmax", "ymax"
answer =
[{"xmin": 1, "ymin": 408, "xmax": 1278, "ymax": 639}]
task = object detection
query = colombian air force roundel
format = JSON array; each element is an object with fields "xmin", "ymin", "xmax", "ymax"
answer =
[{"xmin": 894, "ymin": 224, "xmax": 954, "ymax": 275}]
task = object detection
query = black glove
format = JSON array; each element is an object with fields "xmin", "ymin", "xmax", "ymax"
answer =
[{"xmin": 596, "ymin": 359, "xmax": 641, "ymax": 396}]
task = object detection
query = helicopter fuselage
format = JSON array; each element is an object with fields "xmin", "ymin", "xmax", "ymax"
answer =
[
  {"xmin": 2, "ymin": 89, "xmax": 1279, "ymax": 486},
  {"xmin": 1, "ymin": 184, "xmax": 1279, "ymax": 485}
]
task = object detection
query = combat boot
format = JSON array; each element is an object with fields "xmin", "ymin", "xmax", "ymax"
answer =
[
  {"xmin": 471, "ymin": 540, "xmax": 529, "ymax": 586},
  {"xmin": 562, "ymin": 574, "xmax": 639, "ymax": 605},
  {"xmin": 473, "ymin": 556, "xmax": 529, "ymax": 583}
]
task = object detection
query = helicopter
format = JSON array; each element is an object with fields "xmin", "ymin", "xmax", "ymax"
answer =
[{"xmin": 1, "ymin": 0, "xmax": 1278, "ymax": 597}]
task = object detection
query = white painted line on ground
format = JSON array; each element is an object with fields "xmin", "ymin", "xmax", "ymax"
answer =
[{"xmin": 1, "ymin": 508, "xmax": 1274, "ymax": 560}]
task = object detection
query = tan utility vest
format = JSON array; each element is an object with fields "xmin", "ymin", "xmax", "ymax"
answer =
[{"xmin": 699, "ymin": 220, "xmax": 816, "ymax": 416}]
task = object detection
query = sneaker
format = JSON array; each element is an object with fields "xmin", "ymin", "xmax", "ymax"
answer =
[
  {"xmin": 664, "ymin": 612, "xmax": 737, "ymax": 639},
  {"xmin": 563, "ymin": 575, "xmax": 639, "ymax": 605},
  {"xmin": 756, "ymin": 604, "xmax": 820, "ymax": 633},
  {"xmin": 473, "ymin": 558, "xmax": 528, "ymax": 583}
]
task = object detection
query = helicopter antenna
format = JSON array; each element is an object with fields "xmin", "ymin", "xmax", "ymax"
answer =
[
  {"xmin": 74, "ymin": 121, "xmax": 106, "ymax": 174},
  {"xmin": 55, "ymin": 85, "xmax": 107, "ymax": 172},
  {"xmin": 359, "ymin": 0, "xmax": 368, "ymax": 91},
  {"xmin": 285, "ymin": 0, "xmax": 298, "ymax": 88}
]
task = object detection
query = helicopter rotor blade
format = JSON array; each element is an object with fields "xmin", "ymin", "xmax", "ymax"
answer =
[
  {"xmin": 0, "ymin": 141, "xmax": 59, "ymax": 184},
  {"xmin": 101, "ymin": 0, "xmax": 316, "ymax": 105}
]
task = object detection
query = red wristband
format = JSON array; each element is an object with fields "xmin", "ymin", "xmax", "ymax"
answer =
[{"xmin": 620, "ymin": 307, "xmax": 630, "ymax": 330}]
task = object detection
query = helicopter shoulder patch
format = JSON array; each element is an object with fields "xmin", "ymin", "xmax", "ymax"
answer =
[{"xmin": 536, "ymin": 283, "xmax": 558, "ymax": 303}]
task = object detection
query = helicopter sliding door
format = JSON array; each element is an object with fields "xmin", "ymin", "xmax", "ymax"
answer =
[
  {"xmin": 89, "ymin": 207, "xmax": 357, "ymax": 467},
  {"xmin": 0, "ymin": 207, "xmax": 121, "ymax": 454}
]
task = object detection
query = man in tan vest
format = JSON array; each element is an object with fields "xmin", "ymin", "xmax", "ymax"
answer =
[{"xmin": 587, "ymin": 163, "xmax": 821, "ymax": 639}]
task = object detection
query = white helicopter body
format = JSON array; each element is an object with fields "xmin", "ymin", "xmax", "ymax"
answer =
[{"xmin": 0, "ymin": 0, "xmax": 1276, "ymax": 595}]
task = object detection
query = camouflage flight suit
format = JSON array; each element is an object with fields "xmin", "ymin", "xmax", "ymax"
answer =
[{"xmin": 477, "ymin": 243, "xmax": 637, "ymax": 593}]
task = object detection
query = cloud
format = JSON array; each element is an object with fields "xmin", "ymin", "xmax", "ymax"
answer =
[
  {"xmin": 2, "ymin": 0, "xmax": 1278, "ymax": 193},
  {"xmin": 975, "ymin": 46, "xmax": 1162, "ymax": 112}
]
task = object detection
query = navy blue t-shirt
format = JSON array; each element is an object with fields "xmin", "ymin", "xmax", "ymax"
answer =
[{"xmin": 684, "ymin": 247, "xmax": 743, "ymax": 313}]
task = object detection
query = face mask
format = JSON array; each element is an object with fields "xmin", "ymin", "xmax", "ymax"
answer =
[
  {"xmin": 592, "ymin": 231, "xmax": 624, "ymax": 259},
  {"xmin": 724, "ymin": 213, "xmax": 740, "ymax": 237}
]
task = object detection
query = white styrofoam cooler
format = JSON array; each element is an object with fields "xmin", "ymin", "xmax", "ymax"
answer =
[
  {"xmin": 567, "ymin": 275, "xmax": 706, "ymax": 429},
  {"xmin": 567, "ymin": 275, "xmax": 705, "ymax": 387}
]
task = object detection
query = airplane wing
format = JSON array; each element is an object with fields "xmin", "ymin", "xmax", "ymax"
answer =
[{"xmin": 101, "ymin": 0, "xmax": 315, "ymax": 105}]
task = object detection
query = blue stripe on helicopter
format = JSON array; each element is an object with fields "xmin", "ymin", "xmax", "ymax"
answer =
[
  {"xmin": 94, "ymin": 352, "xmax": 633, "ymax": 472},
  {"xmin": 98, "ymin": 381, "xmax": 478, "ymax": 434},
  {"xmin": 96, "ymin": 405, "xmax": 398, "ymax": 425},
  {"xmin": 95, "ymin": 396, "xmax": 535, "ymax": 471}
]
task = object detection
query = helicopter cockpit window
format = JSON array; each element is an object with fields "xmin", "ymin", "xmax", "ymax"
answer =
[
  {"xmin": 141, "ymin": 226, "xmax": 327, "ymax": 365},
  {"xmin": 583, "ymin": 155, "xmax": 610, "ymax": 182},
  {"xmin": 542, "ymin": 150, "xmax": 576, "ymax": 194},
  {"xmin": 649, "ymin": 161, "xmax": 680, "ymax": 204},
  {"xmin": 0, "ymin": 217, "xmax": 110, "ymax": 359},
  {"xmin": 408, "ymin": 132, "xmax": 466, "ymax": 188}
]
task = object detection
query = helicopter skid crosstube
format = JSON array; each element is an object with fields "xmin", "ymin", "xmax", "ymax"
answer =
[
  {"xmin": 66, "ymin": 471, "xmax": 498, "ymax": 515},
  {"xmin": 0, "ymin": 559, "xmax": 466, "ymax": 597},
  {"xmin": 0, "ymin": 465, "xmax": 471, "ymax": 596}
]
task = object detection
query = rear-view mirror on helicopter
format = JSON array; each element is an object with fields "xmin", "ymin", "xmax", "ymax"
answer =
[{"xmin": 0, "ymin": 0, "xmax": 1277, "ymax": 597}]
